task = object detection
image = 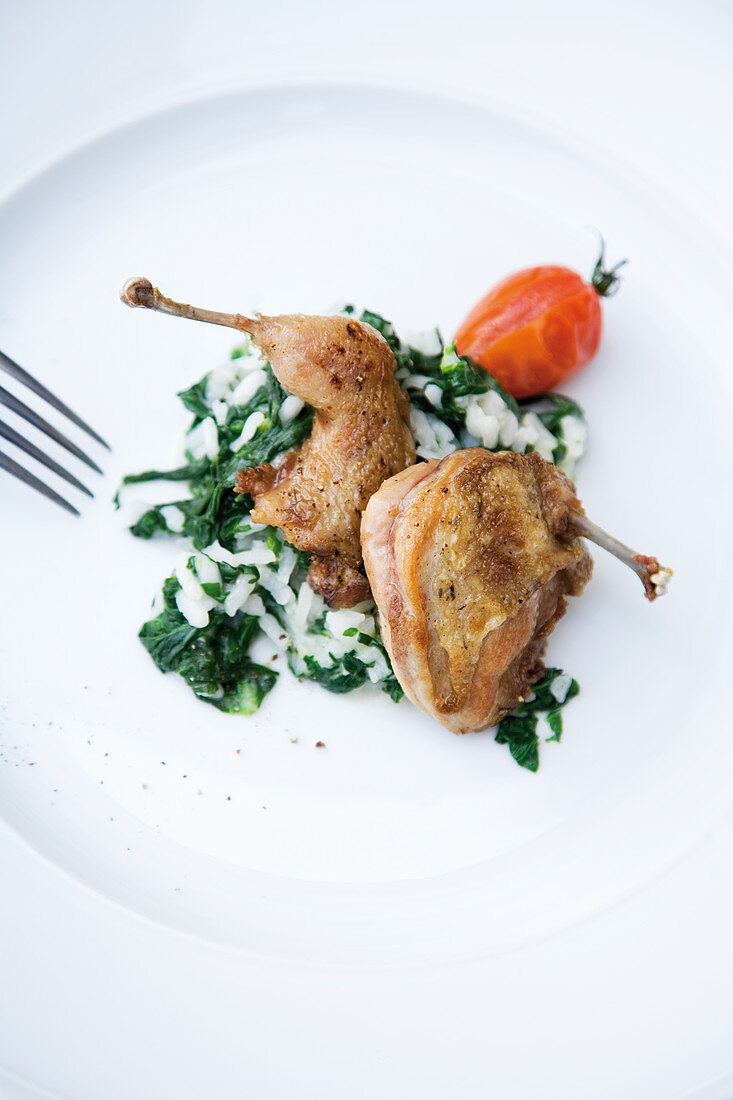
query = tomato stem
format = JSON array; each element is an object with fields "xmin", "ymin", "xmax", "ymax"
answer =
[{"xmin": 591, "ymin": 238, "xmax": 628, "ymax": 297}]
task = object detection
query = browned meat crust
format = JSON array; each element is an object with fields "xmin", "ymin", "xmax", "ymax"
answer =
[
  {"xmin": 361, "ymin": 449, "xmax": 593, "ymax": 734},
  {"xmin": 234, "ymin": 314, "xmax": 415, "ymax": 608}
]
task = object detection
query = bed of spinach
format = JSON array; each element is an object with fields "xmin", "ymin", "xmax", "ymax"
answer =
[{"xmin": 139, "ymin": 576, "xmax": 277, "ymax": 714}]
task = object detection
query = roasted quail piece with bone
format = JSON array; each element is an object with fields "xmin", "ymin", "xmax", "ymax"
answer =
[
  {"xmin": 120, "ymin": 278, "xmax": 415, "ymax": 608},
  {"xmin": 362, "ymin": 449, "xmax": 672, "ymax": 735}
]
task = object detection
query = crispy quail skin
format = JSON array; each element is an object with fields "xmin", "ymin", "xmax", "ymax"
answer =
[
  {"xmin": 235, "ymin": 314, "xmax": 415, "ymax": 608},
  {"xmin": 361, "ymin": 449, "xmax": 593, "ymax": 734}
]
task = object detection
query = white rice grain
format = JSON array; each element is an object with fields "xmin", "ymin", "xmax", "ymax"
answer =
[
  {"xmin": 465, "ymin": 404, "xmax": 500, "ymax": 450},
  {"xmin": 175, "ymin": 556, "xmax": 206, "ymax": 601},
  {"xmin": 159, "ymin": 505, "xmax": 185, "ymax": 534},
  {"xmin": 230, "ymin": 410, "xmax": 266, "ymax": 451},
  {"xmin": 201, "ymin": 417, "xmax": 219, "ymax": 460},
  {"xmin": 558, "ymin": 415, "xmax": 588, "ymax": 476},
  {"xmin": 233, "ymin": 545, "xmax": 278, "ymax": 567},
  {"xmin": 280, "ymin": 395, "xmax": 304, "ymax": 424},
  {"xmin": 424, "ymin": 383, "xmax": 443, "ymax": 409},
  {"xmin": 410, "ymin": 408, "xmax": 459, "ymax": 460},
  {"xmin": 176, "ymin": 588, "xmax": 216, "ymax": 628},
  {"xmin": 550, "ymin": 673, "xmax": 573, "ymax": 704},
  {"xmin": 193, "ymin": 554, "xmax": 221, "ymax": 587},
  {"xmin": 224, "ymin": 573, "xmax": 257, "ymax": 616},
  {"xmin": 325, "ymin": 609, "xmax": 367, "ymax": 636},
  {"xmin": 231, "ymin": 369, "xmax": 268, "ymax": 407}
]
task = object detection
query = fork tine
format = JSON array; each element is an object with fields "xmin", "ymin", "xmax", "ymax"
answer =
[
  {"xmin": 0, "ymin": 449, "xmax": 80, "ymax": 516},
  {"xmin": 0, "ymin": 349, "xmax": 110, "ymax": 450},
  {"xmin": 0, "ymin": 419, "xmax": 94, "ymax": 497},
  {"xmin": 0, "ymin": 384, "xmax": 103, "ymax": 474}
]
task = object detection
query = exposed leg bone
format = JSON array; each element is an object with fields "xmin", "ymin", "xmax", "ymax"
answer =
[
  {"xmin": 120, "ymin": 277, "xmax": 254, "ymax": 334},
  {"xmin": 570, "ymin": 512, "xmax": 672, "ymax": 601}
]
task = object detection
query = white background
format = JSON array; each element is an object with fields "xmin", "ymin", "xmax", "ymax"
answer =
[
  {"xmin": 3, "ymin": 0, "xmax": 732, "ymax": 236},
  {"xmin": 1, "ymin": 3, "xmax": 733, "ymax": 1098}
]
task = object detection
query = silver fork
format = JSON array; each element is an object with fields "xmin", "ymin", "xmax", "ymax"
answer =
[{"xmin": 0, "ymin": 349, "xmax": 110, "ymax": 516}]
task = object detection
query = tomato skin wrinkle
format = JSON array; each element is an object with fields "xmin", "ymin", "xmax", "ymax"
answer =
[{"xmin": 455, "ymin": 264, "xmax": 604, "ymax": 400}]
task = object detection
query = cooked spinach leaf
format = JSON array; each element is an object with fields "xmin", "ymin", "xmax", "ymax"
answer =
[
  {"xmin": 139, "ymin": 577, "xmax": 277, "ymax": 714},
  {"xmin": 379, "ymin": 674, "xmax": 405, "ymax": 704},
  {"xmin": 297, "ymin": 650, "xmax": 402, "ymax": 701},
  {"xmin": 495, "ymin": 668, "xmax": 580, "ymax": 771},
  {"xmin": 300, "ymin": 652, "xmax": 370, "ymax": 694},
  {"xmin": 359, "ymin": 309, "xmax": 400, "ymax": 352},
  {"xmin": 521, "ymin": 392, "xmax": 585, "ymax": 432},
  {"xmin": 494, "ymin": 714, "xmax": 542, "ymax": 773},
  {"xmin": 177, "ymin": 377, "xmax": 211, "ymax": 422},
  {"xmin": 118, "ymin": 458, "xmax": 210, "ymax": 488},
  {"xmin": 130, "ymin": 507, "xmax": 178, "ymax": 539}
]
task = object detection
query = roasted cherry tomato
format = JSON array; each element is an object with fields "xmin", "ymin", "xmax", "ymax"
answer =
[{"xmin": 454, "ymin": 245, "xmax": 626, "ymax": 399}]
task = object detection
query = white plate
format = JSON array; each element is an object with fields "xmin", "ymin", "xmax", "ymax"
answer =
[{"xmin": 1, "ymin": 84, "xmax": 732, "ymax": 1098}]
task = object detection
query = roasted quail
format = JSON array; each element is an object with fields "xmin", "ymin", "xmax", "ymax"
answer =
[
  {"xmin": 120, "ymin": 278, "xmax": 415, "ymax": 607},
  {"xmin": 362, "ymin": 448, "xmax": 671, "ymax": 734}
]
